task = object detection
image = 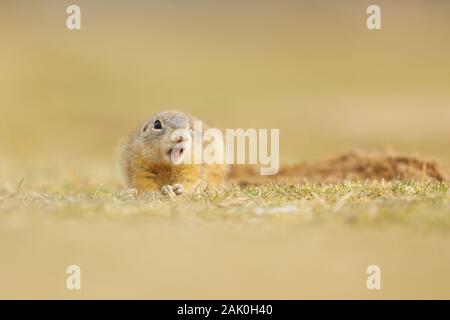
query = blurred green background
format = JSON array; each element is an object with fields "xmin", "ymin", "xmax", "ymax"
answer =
[{"xmin": 1, "ymin": 0, "xmax": 449, "ymax": 171}]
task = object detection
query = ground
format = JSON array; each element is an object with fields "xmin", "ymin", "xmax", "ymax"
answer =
[{"xmin": 1, "ymin": 171, "xmax": 449, "ymax": 299}]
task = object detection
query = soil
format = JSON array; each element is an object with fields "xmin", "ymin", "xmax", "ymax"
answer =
[{"xmin": 229, "ymin": 149, "xmax": 449, "ymax": 186}]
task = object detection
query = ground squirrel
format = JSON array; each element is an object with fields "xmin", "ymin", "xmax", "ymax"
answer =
[{"xmin": 120, "ymin": 111, "xmax": 228, "ymax": 195}]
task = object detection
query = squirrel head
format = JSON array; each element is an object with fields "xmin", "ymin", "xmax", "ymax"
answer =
[{"xmin": 138, "ymin": 111, "xmax": 193, "ymax": 165}]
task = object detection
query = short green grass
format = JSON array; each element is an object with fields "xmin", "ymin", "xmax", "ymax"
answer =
[{"xmin": 1, "ymin": 180, "xmax": 449, "ymax": 229}]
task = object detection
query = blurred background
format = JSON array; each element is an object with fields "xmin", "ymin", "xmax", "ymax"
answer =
[
  {"xmin": 1, "ymin": 0, "xmax": 450, "ymax": 300},
  {"xmin": 1, "ymin": 0, "xmax": 449, "ymax": 172}
]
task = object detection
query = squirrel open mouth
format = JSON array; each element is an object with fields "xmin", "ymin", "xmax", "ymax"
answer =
[{"xmin": 168, "ymin": 147, "xmax": 184, "ymax": 164}]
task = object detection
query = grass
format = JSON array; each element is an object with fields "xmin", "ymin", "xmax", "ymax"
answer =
[
  {"xmin": 2, "ymin": 180, "xmax": 448, "ymax": 228},
  {"xmin": 1, "ymin": 178, "xmax": 450, "ymax": 299}
]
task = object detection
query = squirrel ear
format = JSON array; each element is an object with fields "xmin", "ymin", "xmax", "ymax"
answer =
[{"xmin": 142, "ymin": 123, "xmax": 149, "ymax": 133}]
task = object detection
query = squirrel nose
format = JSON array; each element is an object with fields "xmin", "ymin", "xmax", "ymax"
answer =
[
  {"xmin": 172, "ymin": 132, "xmax": 188, "ymax": 143},
  {"xmin": 171, "ymin": 128, "xmax": 191, "ymax": 143}
]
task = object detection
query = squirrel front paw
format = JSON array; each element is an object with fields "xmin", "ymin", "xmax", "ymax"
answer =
[{"xmin": 161, "ymin": 184, "xmax": 184, "ymax": 196}]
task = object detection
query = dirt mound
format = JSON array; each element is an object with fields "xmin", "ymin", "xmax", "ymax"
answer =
[{"xmin": 229, "ymin": 150, "xmax": 449, "ymax": 186}]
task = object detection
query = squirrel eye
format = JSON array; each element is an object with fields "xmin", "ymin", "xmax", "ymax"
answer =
[{"xmin": 153, "ymin": 120, "xmax": 162, "ymax": 130}]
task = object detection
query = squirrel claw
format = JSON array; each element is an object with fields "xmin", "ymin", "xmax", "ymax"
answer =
[
  {"xmin": 161, "ymin": 184, "xmax": 184, "ymax": 196},
  {"xmin": 171, "ymin": 183, "xmax": 184, "ymax": 195},
  {"xmin": 161, "ymin": 185, "xmax": 173, "ymax": 196}
]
